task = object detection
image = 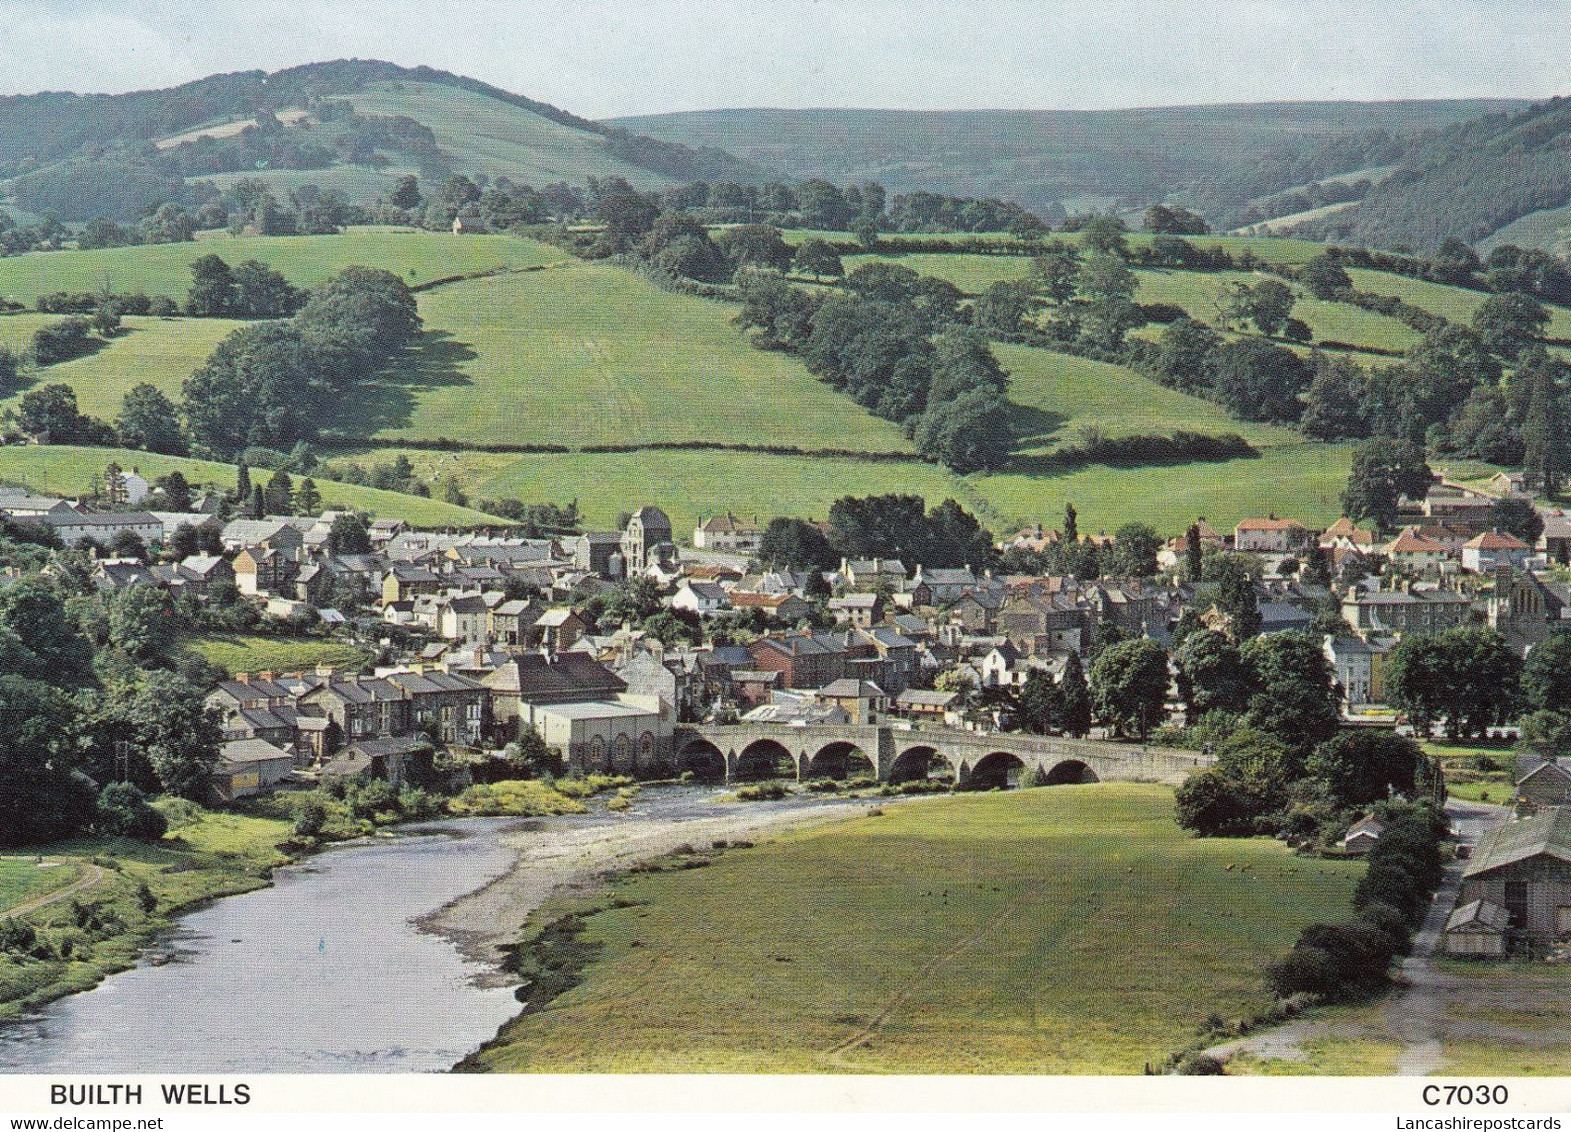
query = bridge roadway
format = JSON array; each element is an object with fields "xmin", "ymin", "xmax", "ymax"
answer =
[{"xmin": 672, "ymin": 721, "xmax": 1211, "ymax": 787}]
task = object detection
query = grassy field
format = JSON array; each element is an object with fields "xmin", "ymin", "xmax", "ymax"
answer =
[
  {"xmin": 0, "ymin": 804, "xmax": 291, "ymax": 1019},
  {"xmin": 373, "ymin": 264, "xmax": 914, "ymax": 451},
  {"xmin": 179, "ymin": 633, "xmax": 371, "ymax": 675},
  {"xmin": 353, "ymin": 439, "xmax": 1352, "ymax": 538},
  {"xmin": 0, "ymin": 228, "xmax": 562, "ymax": 308},
  {"xmin": 0, "ymin": 446, "xmax": 504, "ymax": 527},
  {"xmin": 0, "ymin": 314, "xmax": 246, "ymax": 421},
  {"xmin": 0, "ymin": 858, "xmax": 80, "ymax": 914},
  {"xmin": 345, "ymin": 81, "xmax": 670, "ymax": 191},
  {"xmin": 470, "ymin": 783, "xmax": 1361, "ymax": 1073}
]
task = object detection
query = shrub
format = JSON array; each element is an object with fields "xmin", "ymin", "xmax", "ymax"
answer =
[
  {"xmin": 734, "ymin": 781, "xmax": 789, "ymax": 801},
  {"xmin": 94, "ymin": 782, "xmax": 168, "ymax": 841},
  {"xmin": 1175, "ymin": 1052, "xmax": 1225, "ymax": 1075},
  {"xmin": 292, "ymin": 796, "xmax": 328, "ymax": 838}
]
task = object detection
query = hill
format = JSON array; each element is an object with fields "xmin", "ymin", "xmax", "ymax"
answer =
[
  {"xmin": 611, "ymin": 101, "xmax": 1523, "ymax": 221},
  {"xmin": 1294, "ymin": 97, "xmax": 1571, "ymax": 253},
  {"xmin": 0, "ymin": 60, "xmax": 764, "ymax": 221}
]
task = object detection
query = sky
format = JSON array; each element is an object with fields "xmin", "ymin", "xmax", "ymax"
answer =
[{"xmin": 0, "ymin": 0, "xmax": 1566, "ymax": 119}]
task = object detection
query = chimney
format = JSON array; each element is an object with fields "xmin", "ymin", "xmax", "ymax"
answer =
[
  {"xmin": 258, "ymin": 671, "xmax": 275, "ymax": 682},
  {"xmin": 236, "ymin": 672, "xmax": 251, "ymax": 685}
]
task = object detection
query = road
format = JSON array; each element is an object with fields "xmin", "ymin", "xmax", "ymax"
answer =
[{"xmin": 3, "ymin": 861, "xmax": 108, "ymax": 919}]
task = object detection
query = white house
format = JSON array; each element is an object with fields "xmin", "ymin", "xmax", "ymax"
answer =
[
  {"xmin": 118, "ymin": 470, "xmax": 150, "ymax": 505},
  {"xmin": 1234, "ymin": 517, "xmax": 1310, "ymax": 554},
  {"xmin": 671, "ymin": 580, "xmax": 731, "ymax": 616},
  {"xmin": 1461, "ymin": 531, "xmax": 1532, "ymax": 574}
]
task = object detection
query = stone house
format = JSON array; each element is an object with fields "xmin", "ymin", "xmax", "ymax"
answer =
[
  {"xmin": 622, "ymin": 506, "xmax": 674, "ymax": 575},
  {"xmin": 908, "ymin": 565, "xmax": 979, "ymax": 607},
  {"xmin": 1463, "ymin": 531, "xmax": 1533, "ymax": 574},
  {"xmin": 815, "ymin": 678, "xmax": 888, "ymax": 725},
  {"xmin": 692, "ymin": 512, "xmax": 763, "ymax": 554},
  {"xmin": 298, "ymin": 677, "xmax": 411, "ymax": 748},
  {"xmin": 535, "ymin": 607, "xmax": 588, "ymax": 652},
  {"xmin": 382, "ymin": 564, "xmax": 442, "ymax": 606},
  {"xmin": 747, "ymin": 632, "xmax": 846, "ymax": 690},
  {"xmin": 481, "ymin": 653, "xmax": 627, "ymax": 739},
  {"xmin": 385, "ymin": 670, "xmax": 487, "ymax": 746},
  {"xmin": 532, "ymin": 699, "xmax": 670, "ymax": 777},
  {"xmin": 438, "ymin": 593, "xmax": 491, "ymax": 642},
  {"xmin": 1234, "ymin": 517, "xmax": 1311, "ymax": 554},
  {"xmin": 1515, "ymin": 755, "xmax": 1571, "ymax": 809},
  {"xmin": 1341, "ymin": 587, "xmax": 1473, "ymax": 638},
  {"xmin": 726, "ymin": 590, "xmax": 812, "ymax": 622},
  {"xmin": 1443, "ymin": 900, "xmax": 1511, "ymax": 957},
  {"xmin": 828, "ymin": 591, "xmax": 883, "ymax": 628}
]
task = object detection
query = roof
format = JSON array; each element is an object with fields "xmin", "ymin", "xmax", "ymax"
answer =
[
  {"xmin": 1386, "ymin": 529, "xmax": 1450, "ymax": 554},
  {"xmin": 819, "ymin": 677, "xmax": 885, "ymax": 698},
  {"xmin": 731, "ymin": 669, "xmax": 781, "ymax": 683},
  {"xmin": 483, "ymin": 653, "xmax": 626, "ymax": 698},
  {"xmin": 1446, "ymin": 900, "xmax": 1511, "ymax": 933},
  {"xmin": 629, "ymin": 505, "xmax": 672, "ymax": 527},
  {"xmin": 535, "ymin": 607, "xmax": 582, "ymax": 627},
  {"xmin": 1465, "ymin": 531, "xmax": 1531, "ymax": 550},
  {"xmin": 535, "ymin": 700, "xmax": 656, "ymax": 721},
  {"xmin": 897, "ymin": 688, "xmax": 958, "ymax": 707},
  {"xmin": 680, "ymin": 581, "xmax": 731, "ymax": 601},
  {"xmin": 217, "ymin": 738, "xmax": 293, "ymax": 766},
  {"xmin": 1236, "ymin": 517, "xmax": 1306, "ymax": 531},
  {"xmin": 1344, "ymin": 816, "xmax": 1386, "ymax": 840},
  {"xmin": 697, "ymin": 512, "xmax": 760, "ymax": 533},
  {"xmin": 1464, "ymin": 810, "xmax": 1571, "ymax": 878},
  {"xmin": 344, "ymin": 735, "xmax": 431, "ymax": 759},
  {"xmin": 728, "ymin": 591, "xmax": 796, "ymax": 609}
]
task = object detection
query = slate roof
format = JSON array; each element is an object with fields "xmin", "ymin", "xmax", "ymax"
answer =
[{"xmin": 1446, "ymin": 900, "xmax": 1511, "ymax": 933}]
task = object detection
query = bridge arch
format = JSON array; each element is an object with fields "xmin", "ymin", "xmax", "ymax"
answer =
[
  {"xmin": 888, "ymin": 745, "xmax": 957, "ymax": 785},
  {"xmin": 676, "ymin": 738, "xmax": 727, "ymax": 783},
  {"xmin": 965, "ymin": 751, "xmax": 1026, "ymax": 790},
  {"xmin": 1042, "ymin": 758, "xmax": 1100, "ymax": 785},
  {"xmin": 806, "ymin": 740, "xmax": 875, "ymax": 781},
  {"xmin": 735, "ymin": 738, "xmax": 798, "ymax": 782}
]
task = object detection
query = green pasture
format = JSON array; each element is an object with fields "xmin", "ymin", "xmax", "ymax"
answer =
[{"xmin": 470, "ymin": 784, "xmax": 1361, "ymax": 1074}]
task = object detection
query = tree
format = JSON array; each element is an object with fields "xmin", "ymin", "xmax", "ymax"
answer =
[
  {"xmin": 792, "ymin": 238, "xmax": 843, "ymax": 282},
  {"xmin": 758, "ymin": 517, "xmax": 837, "ymax": 571},
  {"xmin": 594, "ymin": 191, "xmax": 660, "ymax": 253},
  {"xmin": 1081, "ymin": 215, "xmax": 1128, "ymax": 257},
  {"xmin": 1111, "ymin": 523, "xmax": 1161, "ymax": 578},
  {"xmin": 328, "ymin": 513, "xmax": 372, "ymax": 556},
  {"xmin": 1155, "ymin": 318, "xmax": 1221, "ymax": 394},
  {"xmin": 95, "ymin": 782, "xmax": 168, "ymax": 840},
  {"xmin": 121, "ymin": 671, "xmax": 222, "ymax": 801},
  {"xmin": 263, "ymin": 470, "xmax": 294, "ymax": 516},
  {"xmin": 1244, "ymin": 279, "xmax": 1296, "ymax": 337},
  {"xmin": 1175, "ymin": 629, "xmax": 1254, "ymax": 717},
  {"xmin": 1017, "ymin": 668, "xmax": 1059, "ymax": 735},
  {"xmin": 234, "ymin": 458, "xmax": 251, "ymax": 503},
  {"xmin": 1341, "ymin": 439, "xmax": 1432, "ymax": 530},
  {"xmin": 1175, "ymin": 769, "xmax": 1257, "ymax": 836},
  {"xmin": 1208, "ymin": 552, "xmax": 1262, "ymax": 641},
  {"xmin": 0, "ymin": 675, "xmax": 95, "ymax": 846},
  {"xmin": 390, "ymin": 174, "xmax": 422, "ymax": 212},
  {"xmin": 1522, "ymin": 630, "xmax": 1571, "ymax": 714},
  {"xmin": 913, "ymin": 388, "xmax": 1013, "ymax": 473},
  {"xmin": 295, "ymin": 477, "xmax": 323, "ymax": 515},
  {"xmin": 715, "ymin": 224, "xmax": 793, "ymax": 274},
  {"xmin": 1385, "ymin": 627, "xmax": 1521, "ymax": 739},
  {"xmin": 1305, "ymin": 731, "xmax": 1423, "ymax": 809},
  {"xmin": 16, "ymin": 383, "xmax": 88, "ymax": 441},
  {"xmin": 1240, "ymin": 631, "xmax": 1340, "ymax": 751},
  {"xmin": 1077, "ymin": 251, "xmax": 1137, "ymax": 302},
  {"xmin": 1089, "ymin": 638, "xmax": 1170, "ymax": 739},
  {"xmin": 115, "ymin": 384, "xmax": 187, "ymax": 455},
  {"xmin": 1472, "ymin": 292, "xmax": 1549, "ymax": 360},
  {"xmin": 186, "ymin": 253, "xmax": 236, "ymax": 317},
  {"xmin": 1300, "ymin": 253, "xmax": 1352, "ymax": 299},
  {"xmin": 231, "ymin": 259, "xmax": 301, "ymax": 318},
  {"xmin": 1300, "ymin": 355, "xmax": 1371, "ymax": 441},
  {"xmin": 1056, "ymin": 652, "xmax": 1093, "ymax": 737},
  {"xmin": 1143, "ymin": 204, "xmax": 1208, "ymax": 235},
  {"xmin": 108, "ymin": 585, "xmax": 177, "ymax": 660},
  {"xmin": 1490, "ymin": 497, "xmax": 1544, "ymax": 544},
  {"xmin": 1209, "ymin": 338, "xmax": 1311, "ymax": 422},
  {"xmin": 249, "ymin": 483, "xmax": 265, "ymax": 520},
  {"xmin": 1030, "ymin": 242, "xmax": 1082, "ymax": 303},
  {"xmin": 972, "ymin": 280, "xmax": 1036, "ymax": 336}
]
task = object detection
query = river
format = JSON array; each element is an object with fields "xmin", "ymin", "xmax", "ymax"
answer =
[{"xmin": 0, "ymin": 787, "xmax": 871, "ymax": 1074}]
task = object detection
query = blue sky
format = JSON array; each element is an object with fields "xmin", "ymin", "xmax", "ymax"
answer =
[{"xmin": 0, "ymin": 1, "xmax": 1565, "ymax": 117}]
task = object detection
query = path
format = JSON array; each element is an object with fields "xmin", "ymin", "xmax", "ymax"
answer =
[
  {"xmin": 1210, "ymin": 799, "xmax": 1509, "ymax": 1074},
  {"xmin": 3, "ymin": 862, "xmax": 107, "ymax": 919}
]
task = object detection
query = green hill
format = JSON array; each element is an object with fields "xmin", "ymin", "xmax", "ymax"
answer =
[
  {"xmin": 612, "ymin": 101, "xmax": 1523, "ymax": 221},
  {"xmin": 0, "ymin": 60, "xmax": 764, "ymax": 221}
]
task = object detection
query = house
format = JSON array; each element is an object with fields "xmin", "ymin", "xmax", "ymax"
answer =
[
  {"xmin": 1383, "ymin": 528, "xmax": 1452, "ymax": 573},
  {"xmin": 840, "ymin": 557, "xmax": 908, "ymax": 590},
  {"xmin": 219, "ymin": 519, "xmax": 305, "ymax": 555},
  {"xmin": 1340, "ymin": 815, "xmax": 1386, "ymax": 855},
  {"xmin": 1258, "ymin": 601, "xmax": 1314, "ymax": 635},
  {"xmin": 747, "ymin": 632, "xmax": 846, "ymax": 690},
  {"xmin": 1462, "ymin": 531, "xmax": 1533, "ymax": 574},
  {"xmin": 692, "ymin": 512, "xmax": 763, "ymax": 553},
  {"xmin": 895, "ymin": 688, "xmax": 958, "ymax": 722},
  {"xmin": 234, "ymin": 546, "xmax": 297, "ymax": 597},
  {"xmin": 488, "ymin": 598, "xmax": 540, "ymax": 646},
  {"xmin": 815, "ymin": 678, "xmax": 887, "ymax": 725},
  {"xmin": 726, "ymin": 590, "xmax": 811, "ymax": 622},
  {"xmin": 730, "ymin": 669, "xmax": 781, "ymax": 708},
  {"xmin": 1324, "ymin": 635, "xmax": 1393, "ymax": 706},
  {"xmin": 1489, "ymin": 471, "xmax": 1531, "ymax": 498},
  {"xmin": 1459, "ymin": 809, "xmax": 1571, "ymax": 951},
  {"xmin": 1422, "ymin": 488, "xmax": 1497, "ymax": 532},
  {"xmin": 320, "ymin": 735, "xmax": 431, "ymax": 787},
  {"xmin": 671, "ymin": 580, "xmax": 732, "ymax": 616},
  {"xmin": 1515, "ymin": 755, "xmax": 1571, "ymax": 809},
  {"xmin": 35, "ymin": 510, "xmax": 164, "ymax": 548},
  {"xmin": 1541, "ymin": 515, "xmax": 1571, "ymax": 565},
  {"xmin": 297, "ymin": 677, "xmax": 411, "ymax": 748},
  {"xmin": 908, "ymin": 565, "xmax": 978, "ymax": 607},
  {"xmin": 437, "ymin": 593, "xmax": 490, "ymax": 642},
  {"xmin": 622, "ymin": 506, "xmax": 674, "ymax": 574},
  {"xmin": 1341, "ymin": 587, "xmax": 1473, "ymax": 638},
  {"xmin": 381, "ymin": 564, "xmax": 442, "ymax": 606},
  {"xmin": 208, "ymin": 738, "xmax": 295, "ymax": 802},
  {"xmin": 451, "ymin": 212, "xmax": 488, "ymax": 234},
  {"xmin": 1234, "ymin": 517, "xmax": 1311, "ymax": 554},
  {"xmin": 535, "ymin": 607, "xmax": 588, "ymax": 652},
  {"xmin": 117, "ymin": 470, "xmax": 150, "ymax": 505},
  {"xmin": 828, "ymin": 592, "xmax": 883, "ymax": 628},
  {"xmin": 572, "ymin": 531, "xmax": 625, "ymax": 578},
  {"xmin": 1443, "ymin": 900, "xmax": 1512, "ymax": 958},
  {"xmin": 532, "ymin": 699, "xmax": 670, "ymax": 777},
  {"xmin": 614, "ymin": 646, "xmax": 699, "ymax": 720},
  {"xmin": 385, "ymin": 671, "xmax": 487, "ymax": 746},
  {"xmin": 1319, "ymin": 517, "xmax": 1378, "ymax": 552},
  {"xmin": 481, "ymin": 653, "xmax": 627, "ymax": 738},
  {"xmin": 947, "ymin": 588, "xmax": 1005, "ymax": 634}
]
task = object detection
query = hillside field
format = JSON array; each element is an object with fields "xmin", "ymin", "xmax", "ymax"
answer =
[
  {"xmin": 0, "ymin": 228, "xmax": 562, "ymax": 308},
  {"xmin": 371, "ymin": 265, "xmax": 915, "ymax": 451},
  {"xmin": 469, "ymin": 784, "xmax": 1361, "ymax": 1074},
  {"xmin": 0, "ymin": 446, "xmax": 503, "ymax": 527},
  {"xmin": 179, "ymin": 632, "xmax": 371, "ymax": 674}
]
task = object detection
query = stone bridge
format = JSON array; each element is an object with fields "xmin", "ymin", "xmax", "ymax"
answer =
[{"xmin": 672, "ymin": 722, "xmax": 1211, "ymax": 788}]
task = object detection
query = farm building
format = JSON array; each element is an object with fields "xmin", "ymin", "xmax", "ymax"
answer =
[
  {"xmin": 1459, "ymin": 810, "xmax": 1571, "ymax": 951},
  {"xmin": 1515, "ymin": 755, "xmax": 1571, "ymax": 809},
  {"xmin": 1443, "ymin": 900, "xmax": 1511, "ymax": 958},
  {"xmin": 1340, "ymin": 816, "xmax": 1386, "ymax": 855}
]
